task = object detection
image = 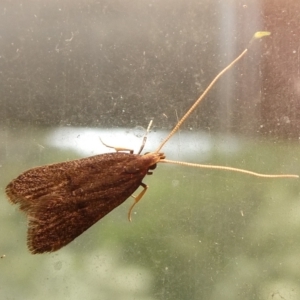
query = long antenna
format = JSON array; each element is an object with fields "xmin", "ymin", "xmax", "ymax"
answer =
[
  {"xmin": 155, "ymin": 31, "xmax": 271, "ymax": 153},
  {"xmin": 160, "ymin": 159, "xmax": 299, "ymax": 179}
]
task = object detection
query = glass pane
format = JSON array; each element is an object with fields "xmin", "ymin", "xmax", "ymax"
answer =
[{"xmin": 1, "ymin": 1, "xmax": 299, "ymax": 299}]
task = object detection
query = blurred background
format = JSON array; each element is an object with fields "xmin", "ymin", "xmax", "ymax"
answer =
[{"xmin": 1, "ymin": 0, "xmax": 300, "ymax": 299}]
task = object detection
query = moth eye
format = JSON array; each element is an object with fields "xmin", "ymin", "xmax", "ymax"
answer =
[{"xmin": 149, "ymin": 164, "xmax": 157, "ymax": 170}]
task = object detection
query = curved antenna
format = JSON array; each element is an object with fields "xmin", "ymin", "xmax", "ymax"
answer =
[
  {"xmin": 160, "ymin": 159, "xmax": 299, "ymax": 179},
  {"xmin": 155, "ymin": 31, "xmax": 271, "ymax": 153}
]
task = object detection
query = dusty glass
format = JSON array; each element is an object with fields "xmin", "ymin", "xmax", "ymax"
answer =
[{"xmin": 1, "ymin": 1, "xmax": 299, "ymax": 299}]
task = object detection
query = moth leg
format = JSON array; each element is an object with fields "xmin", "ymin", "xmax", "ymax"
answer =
[
  {"xmin": 128, "ymin": 183, "xmax": 148, "ymax": 222},
  {"xmin": 99, "ymin": 138, "xmax": 133, "ymax": 154}
]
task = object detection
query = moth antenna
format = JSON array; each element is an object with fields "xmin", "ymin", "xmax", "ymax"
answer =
[
  {"xmin": 155, "ymin": 31, "xmax": 271, "ymax": 153},
  {"xmin": 160, "ymin": 159, "xmax": 299, "ymax": 179},
  {"xmin": 137, "ymin": 120, "xmax": 153, "ymax": 155}
]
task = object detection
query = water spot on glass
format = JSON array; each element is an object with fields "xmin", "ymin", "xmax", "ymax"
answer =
[
  {"xmin": 133, "ymin": 126, "xmax": 145, "ymax": 138},
  {"xmin": 282, "ymin": 116, "xmax": 290, "ymax": 124},
  {"xmin": 53, "ymin": 261, "xmax": 63, "ymax": 271},
  {"xmin": 172, "ymin": 179, "xmax": 179, "ymax": 187}
]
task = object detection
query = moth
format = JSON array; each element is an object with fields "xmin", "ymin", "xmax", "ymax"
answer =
[{"xmin": 6, "ymin": 32, "xmax": 298, "ymax": 254}]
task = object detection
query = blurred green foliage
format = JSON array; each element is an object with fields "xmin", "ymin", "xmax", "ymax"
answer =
[{"xmin": 1, "ymin": 127, "xmax": 300, "ymax": 300}]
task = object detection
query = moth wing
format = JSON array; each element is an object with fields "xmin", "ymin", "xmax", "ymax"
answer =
[
  {"xmin": 6, "ymin": 163, "xmax": 76, "ymax": 211},
  {"xmin": 26, "ymin": 178, "xmax": 147, "ymax": 253},
  {"xmin": 27, "ymin": 192, "xmax": 128, "ymax": 254},
  {"xmin": 5, "ymin": 153, "xmax": 150, "ymax": 211}
]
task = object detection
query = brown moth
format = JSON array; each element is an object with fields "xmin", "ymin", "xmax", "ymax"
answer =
[
  {"xmin": 6, "ymin": 152, "xmax": 163, "ymax": 253},
  {"xmin": 5, "ymin": 32, "xmax": 298, "ymax": 254}
]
